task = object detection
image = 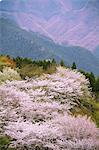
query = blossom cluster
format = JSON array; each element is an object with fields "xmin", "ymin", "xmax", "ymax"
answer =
[
  {"xmin": 0, "ymin": 67, "xmax": 21, "ymax": 83},
  {"xmin": 0, "ymin": 67, "xmax": 98, "ymax": 150}
]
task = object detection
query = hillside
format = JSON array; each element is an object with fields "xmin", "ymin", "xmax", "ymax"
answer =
[
  {"xmin": 0, "ymin": 18, "xmax": 99, "ymax": 75},
  {"xmin": 0, "ymin": 66, "xmax": 99, "ymax": 150},
  {"xmin": 0, "ymin": 0, "xmax": 99, "ymax": 51},
  {"xmin": 94, "ymin": 46, "xmax": 99, "ymax": 60},
  {"xmin": 0, "ymin": 1, "xmax": 99, "ymax": 149}
]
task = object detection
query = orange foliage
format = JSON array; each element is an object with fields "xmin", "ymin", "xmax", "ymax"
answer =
[{"xmin": 0, "ymin": 56, "xmax": 16, "ymax": 68}]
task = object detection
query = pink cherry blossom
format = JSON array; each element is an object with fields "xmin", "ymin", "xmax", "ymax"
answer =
[{"xmin": 0, "ymin": 67, "xmax": 98, "ymax": 149}]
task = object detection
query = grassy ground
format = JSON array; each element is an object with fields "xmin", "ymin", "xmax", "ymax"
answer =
[
  {"xmin": 0, "ymin": 136, "xmax": 15, "ymax": 150},
  {"xmin": 71, "ymin": 97, "xmax": 99, "ymax": 127},
  {"xmin": 18, "ymin": 64, "xmax": 57, "ymax": 79}
]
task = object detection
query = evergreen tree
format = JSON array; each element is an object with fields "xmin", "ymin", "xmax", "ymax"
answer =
[
  {"xmin": 89, "ymin": 72, "xmax": 95, "ymax": 92},
  {"xmin": 60, "ymin": 60, "xmax": 65, "ymax": 66},
  {"xmin": 84, "ymin": 72, "xmax": 95, "ymax": 92},
  {"xmin": 15, "ymin": 56, "xmax": 22, "ymax": 68},
  {"xmin": 71, "ymin": 62, "xmax": 77, "ymax": 69},
  {"xmin": 43, "ymin": 60, "xmax": 48, "ymax": 70},
  {"xmin": 52, "ymin": 58, "xmax": 56, "ymax": 64},
  {"xmin": 95, "ymin": 77, "xmax": 99, "ymax": 92}
]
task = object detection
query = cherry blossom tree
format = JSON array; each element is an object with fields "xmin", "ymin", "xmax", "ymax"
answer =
[
  {"xmin": 0, "ymin": 67, "xmax": 21, "ymax": 83},
  {"xmin": 0, "ymin": 67, "xmax": 99, "ymax": 150}
]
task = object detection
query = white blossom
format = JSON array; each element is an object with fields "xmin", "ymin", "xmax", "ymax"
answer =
[{"xmin": 0, "ymin": 67, "xmax": 98, "ymax": 149}]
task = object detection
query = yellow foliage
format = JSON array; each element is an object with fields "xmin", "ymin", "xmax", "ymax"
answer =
[{"xmin": 0, "ymin": 56, "xmax": 16, "ymax": 68}]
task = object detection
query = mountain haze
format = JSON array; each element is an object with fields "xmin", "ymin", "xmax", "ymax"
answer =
[
  {"xmin": 0, "ymin": 18, "xmax": 99, "ymax": 75},
  {"xmin": 0, "ymin": 0, "xmax": 99, "ymax": 51},
  {"xmin": 94, "ymin": 46, "xmax": 99, "ymax": 60}
]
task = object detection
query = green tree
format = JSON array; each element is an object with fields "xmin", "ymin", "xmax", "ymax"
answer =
[
  {"xmin": 15, "ymin": 56, "xmax": 23, "ymax": 68},
  {"xmin": 71, "ymin": 62, "xmax": 77, "ymax": 69},
  {"xmin": 15, "ymin": 57, "xmax": 33, "ymax": 68},
  {"xmin": 95, "ymin": 77, "xmax": 99, "ymax": 92},
  {"xmin": 43, "ymin": 60, "xmax": 48, "ymax": 70},
  {"xmin": 89, "ymin": 72, "xmax": 95, "ymax": 92},
  {"xmin": 83, "ymin": 72, "xmax": 95, "ymax": 92},
  {"xmin": 60, "ymin": 60, "xmax": 65, "ymax": 66},
  {"xmin": 52, "ymin": 58, "xmax": 56, "ymax": 64}
]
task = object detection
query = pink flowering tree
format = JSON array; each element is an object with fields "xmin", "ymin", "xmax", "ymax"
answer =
[{"xmin": 0, "ymin": 67, "xmax": 99, "ymax": 150}]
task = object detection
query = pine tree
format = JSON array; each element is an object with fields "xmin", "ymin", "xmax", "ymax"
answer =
[
  {"xmin": 52, "ymin": 58, "xmax": 56, "ymax": 64},
  {"xmin": 60, "ymin": 60, "xmax": 65, "ymax": 66},
  {"xmin": 95, "ymin": 77, "xmax": 99, "ymax": 92},
  {"xmin": 72, "ymin": 62, "xmax": 77, "ymax": 69}
]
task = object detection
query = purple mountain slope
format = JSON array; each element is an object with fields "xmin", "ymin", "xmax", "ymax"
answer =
[{"xmin": 0, "ymin": 0, "xmax": 99, "ymax": 51}]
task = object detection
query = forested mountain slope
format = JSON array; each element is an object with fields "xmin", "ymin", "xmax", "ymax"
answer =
[{"xmin": 0, "ymin": 18, "xmax": 99, "ymax": 75}]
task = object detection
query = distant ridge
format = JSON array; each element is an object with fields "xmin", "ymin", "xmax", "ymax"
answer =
[
  {"xmin": 94, "ymin": 46, "xmax": 99, "ymax": 61},
  {"xmin": 0, "ymin": 0, "xmax": 99, "ymax": 51},
  {"xmin": 0, "ymin": 18, "xmax": 99, "ymax": 75}
]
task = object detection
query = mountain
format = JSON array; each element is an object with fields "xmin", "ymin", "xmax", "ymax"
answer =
[
  {"xmin": 0, "ymin": 0, "xmax": 99, "ymax": 51},
  {"xmin": 0, "ymin": 18, "xmax": 99, "ymax": 75},
  {"xmin": 94, "ymin": 46, "xmax": 99, "ymax": 60},
  {"xmin": 0, "ymin": 18, "xmax": 59, "ymax": 59}
]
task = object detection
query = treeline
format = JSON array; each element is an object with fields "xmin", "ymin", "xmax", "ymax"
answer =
[
  {"xmin": 14, "ymin": 57, "xmax": 56, "ymax": 70},
  {"xmin": 60, "ymin": 60, "xmax": 99, "ymax": 96},
  {"xmin": 80, "ymin": 70, "xmax": 99, "ymax": 95},
  {"xmin": 14, "ymin": 57, "xmax": 99, "ymax": 94},
  {"xmin": 13, "ymin": 57, "xmax": 57, "ymax": 78},
  {"xmin": 0, "ymin": 55, "xmax": 99, "ymax": 95}
]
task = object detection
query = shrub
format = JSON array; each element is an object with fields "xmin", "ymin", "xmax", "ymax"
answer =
[{"xmin": 0, "ymin": 67, "xmax": 21, "ymax": 83}]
